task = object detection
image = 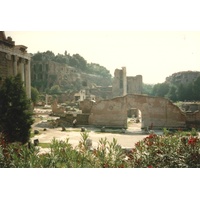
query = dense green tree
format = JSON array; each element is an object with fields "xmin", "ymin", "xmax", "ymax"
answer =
[
  {"xmin": 166, "ymin": 85, "xmax": 178, "ymax": 102},
  {"xmin": 185, "ymin": 83, "xmax": 194, "ymax": 101},
  {"xmin": 31, "ymin": 87, "xmax": 39, "ymax": 106},
  {"xmin": 53, "ymin": 53, "xmax": 69, "ymax": 64},
  {"xmin": 0, "ymin": 75, "xmax": 33, "ymax": 144},
  {"xmin": 142, "ymin": 83, "xmax": 154, "ymax": 95},
  {"xmin": 193, "ymin": 76, "xmax": 200, "ymax": 100},
  {"xmin": 69, "ymin": 54, "xmax": 87, "ymax": 70},
  {"xmin": 152, "ymin": 83, "xmax": 170, "ymax": 97},
  {"xmin": 32, "ymin": 51, "xmax": 55, "ymax": 62},
  {"xmin": 49, "ymin": 85, "xmax": 62, "ymax": 94},
  {"xmin": 176, "ymin": 84, "xmax": 187, "ymax": 101}
]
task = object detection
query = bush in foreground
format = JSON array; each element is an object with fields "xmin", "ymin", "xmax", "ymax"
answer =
[{"xmin": 0, "ymin": 131, "xmax": 199, "ymax": 168}]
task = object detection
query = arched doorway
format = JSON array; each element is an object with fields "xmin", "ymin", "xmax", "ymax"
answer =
[{"xmin": 127, "ymin": 108, "xmax": 142, "ymax": 131}]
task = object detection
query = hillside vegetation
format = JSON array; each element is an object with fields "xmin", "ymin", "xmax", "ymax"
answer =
[{"xmin": 31, "ymin": 51, "xmax": 112, "ymax": 79}]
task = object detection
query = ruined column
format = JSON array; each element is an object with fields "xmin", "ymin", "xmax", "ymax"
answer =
[
  {"xmin": 122, "ymin": 67, "xmax": 127, "ymax": 96},
  {"xmin": 20, "ymin": 58, "xmax": 25, "ymax": 82},
  {"xmin": 45, "ymin": 94, "xmax": 48, "ymax": 105},
  {"xmin": 13, "ymin": 55, "xmax": 19, "ymax": 76},
  {"xmin": 25, "ymin": 59, "xmax": 31, "ymax": 98}
]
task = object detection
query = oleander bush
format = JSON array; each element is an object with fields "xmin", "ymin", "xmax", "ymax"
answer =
[
  {"xmin": 127, "ymin": 133, "xmax": 200, "ymax": 168},
  {"xmin": 0, "ymin": 131, "xmax": 200, "ymax": 168}
]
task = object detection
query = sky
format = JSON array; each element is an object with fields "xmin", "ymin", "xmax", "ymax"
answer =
[
  {"xmin": 2, "ymin": 0, "xmax": 200, "ymax": 85},
  {"xmin": 5, "ymin": 31, "xmax": 200, "ymax": 84}
]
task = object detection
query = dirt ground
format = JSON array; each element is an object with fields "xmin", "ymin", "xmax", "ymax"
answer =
[
  {"xmin": 31, "ymin": 108, "xmax": 200, "ymax": 155},
  {"xmin": 31, "ymin": 115, "xmax": 150, "ymax": 152}
]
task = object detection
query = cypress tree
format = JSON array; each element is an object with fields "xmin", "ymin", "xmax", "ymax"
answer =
[{"xmin": 0, "ymin": 74, "xmax": 33, "ymax": 144}]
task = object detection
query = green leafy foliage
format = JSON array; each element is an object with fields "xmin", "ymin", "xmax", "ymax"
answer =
[
  {"xmin": 31, "ymin": 51, "xmax": 112, "ymax": 79},
  {"xmin": 148, "ymin": 76, "xmax": 200, "ymax": 102},
  {"xmin": 142, "ymin": 83, "xmax": 154, "ymax": 95},
  {"xmin": 0, "ymin": 130, "xmax": 199, "ymax": 168},
  {"xmin": 0, "ymin": 74, "xmax": 33, "ymax": 144},
  {"xmin": 49, "ymin": 85, "xmax": 62, "ymax": 94},
  {"xmin": 151, "ymin": 82, "xmax": 170, "ymax": 97},
  {"xmin": 31, "ymin": 87, "xmax": 39, "ymax": 106},
  {"xmin": 31, "ymin": 51, "xmax": 112, "ymax": 93},
  {"xmin": 128, "ymin": 133, "xmax": 200, "ymax": 168}
]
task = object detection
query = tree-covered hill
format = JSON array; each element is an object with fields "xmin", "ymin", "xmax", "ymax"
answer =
[
  {"xmin": 143, "ymin": 71, "xmax": 200, "ymax": 102},
  {"xmin": 31, "ymin": 50, "xmax": 112, "ymax": 79},
  {"xmin": 30, "ymin": 51, "xmax": 112, "ymax": 93}
]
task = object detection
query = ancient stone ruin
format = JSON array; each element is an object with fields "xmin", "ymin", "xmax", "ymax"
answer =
[
  {"xmin": 0, "ymin": 31, "xmax": 31, "ymax": 98},
  {"xmin": 50, "ymin": 67, "xmax": 200, "ymax": 130},
  {"xmin": 2, "ymin": 31, "xmax": 200, "ymax": 131}
]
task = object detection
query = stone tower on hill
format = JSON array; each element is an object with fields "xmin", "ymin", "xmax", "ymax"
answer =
[{"xmin": 112, "ymin": 67, "xmax": 143, "ymax": 98}]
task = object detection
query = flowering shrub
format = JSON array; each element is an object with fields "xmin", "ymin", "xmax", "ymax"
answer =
[
  {"xmin": 0, "ymin": 131, "xmax": 200, "ymax": 168},
  {"xmin": 126, "ymin": 133, "xmax": 200, "ymax": 168}
]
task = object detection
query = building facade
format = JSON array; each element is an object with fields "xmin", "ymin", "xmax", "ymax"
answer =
[{"xmin": 0, "ymin": 31, "xmax": 31, "ymax": 98}]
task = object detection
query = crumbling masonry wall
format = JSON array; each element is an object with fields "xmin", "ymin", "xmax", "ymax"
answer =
[
  {"xmin": 112, "ymin": 67, "xmax": 143, "ymax": 98},
  {"xmin": 88, "ymin": 94, "xmax": 186, "ymax": 129}
]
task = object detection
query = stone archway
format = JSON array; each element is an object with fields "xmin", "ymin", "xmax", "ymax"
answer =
[
  {"xmin": 127, "ymin": 107, "xmax": 142, "ymax": 131},
  {"xmin": 88, "ymin": 94, "xmax": 186, "ymax": 129}
]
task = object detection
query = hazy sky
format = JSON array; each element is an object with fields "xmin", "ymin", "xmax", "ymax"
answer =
[
  {"xmin": 5, "ymin": 31, "xmax": 200, "ymax": 84},
  {"xmin": 3, "ymin": 0, "xmax": 200, "ymax": 84}
]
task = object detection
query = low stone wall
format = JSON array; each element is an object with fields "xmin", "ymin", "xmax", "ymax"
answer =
[
  {"xmin": 79, "ymin": 99, "xmax": 95, "ymax": 113},
  {"xmin": 76, "ymin": 114, "xmax": 90, "ymax": 125},
  {"xmin": 185, "ymin": 111, "xmax": 200, "ymax": 129},
  {"xmin": 65, "ymin": 114, "xmax": 74, "ymax": 124},
  {"xmin": 55, "ymin": 113, "xmax": 90, "ymax": 127}
]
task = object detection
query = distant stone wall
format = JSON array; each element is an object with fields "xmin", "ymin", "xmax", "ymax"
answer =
[
  {"xmin": 88, "ymin": 94, "xmax": 187, "ymax": 129},
  {"xmin": 127, "ymin": 75, "xmax": 143, "ymax": 94},
  {"xmin": 31, "ymin": 61, "xmax": 112, "ymax": 93},
  {"xmin": 31, "ymin": 61, "xmax": 79, "ymax": 92}
]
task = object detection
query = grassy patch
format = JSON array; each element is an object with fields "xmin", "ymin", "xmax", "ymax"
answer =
[
  {"xmin": 64, "ymin": 129, "xmax": 80, "ymax": 132},
  {"xmin": 30, "ymin": 132, "xmax": 35, "ymax": 138},
  {"xmin": 95, "ymin": 129, "xmax": 123, "ymax": 134},
  {"xmin": 30, "ymin": 131, "xmax": 42, "ymax": 138},
  {"xmin": 39, "ymin": 143, "xmax": 51, "ymax": 148}
]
